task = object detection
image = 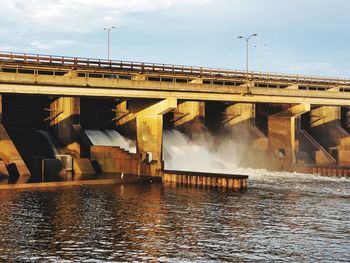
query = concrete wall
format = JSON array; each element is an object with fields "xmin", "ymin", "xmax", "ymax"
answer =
[{"xmin": 91, "ymin": 146, "xmax": 141, "ymax": 175}]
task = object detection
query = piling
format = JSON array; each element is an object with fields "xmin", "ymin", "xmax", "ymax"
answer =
[{"xmin": 162, "ymin": 170, "xmax": 248, "ymax": 190}]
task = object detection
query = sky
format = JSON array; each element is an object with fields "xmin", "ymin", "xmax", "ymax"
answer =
[{"xmin": 0, "ymin": 0, "xmax": 349, "ymax": 77}]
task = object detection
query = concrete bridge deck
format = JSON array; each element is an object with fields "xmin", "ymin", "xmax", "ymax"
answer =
[{"xmin": 1, "ymin": 51, "xmax": 350, "ymax": 106}]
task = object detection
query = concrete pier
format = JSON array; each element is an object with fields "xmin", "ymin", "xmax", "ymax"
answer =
[
  {"xmin": 0, "ymin": 94, "xmax": 30, "ymax": 183},
  {"xmin": 49, "ymin": 97, "xmax": 81, "ymax": 158},
  {"xmin": 115, "ymin": 98, "xmax": 177, "ymax": 176}
]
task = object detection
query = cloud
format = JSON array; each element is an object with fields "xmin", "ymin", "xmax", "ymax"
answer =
[
  {"xmin": 30, "ymin": 41, "xmax": 49, "ymax": 49},
  {"xmin": 0, "ymin": 0, "xmax": 212, "ymax": 55},
  {"xmin": 0, "ymin": 0, "xmax": 211, "ymax": 34},
  {"xmin": 0, "ymin": 0, "xmax": 349, "ymax": 78},
  {"xmin": 28, "ymin": 39, "xmax": 76, "ymax": 50}
]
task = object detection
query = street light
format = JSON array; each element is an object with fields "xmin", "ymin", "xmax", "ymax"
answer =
[
  {"xmin": 103, "ymin": 26, "xmax": 116, "ymax": 60},
  {"xmin": 237, "ymin": 33, "xmax": 258, "ymax": 73}
]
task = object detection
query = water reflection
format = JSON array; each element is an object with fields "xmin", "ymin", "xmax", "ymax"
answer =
[{"xmin": 0, "ymin": 174, "xmax": 349, "ymax": 262}]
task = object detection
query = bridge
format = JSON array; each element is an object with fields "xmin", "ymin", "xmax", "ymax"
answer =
[
  {"xmin": 0, "ymin": 51, "xmax": 350, "ymax": 186},
  {"xmin": 1, "ymin": 51, "xmax": 350, "ymax": 105}
]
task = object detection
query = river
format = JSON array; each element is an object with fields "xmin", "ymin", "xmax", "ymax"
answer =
[{"xmin": 0, "ymin": 170, "xmax": 349, "ymax": 262}]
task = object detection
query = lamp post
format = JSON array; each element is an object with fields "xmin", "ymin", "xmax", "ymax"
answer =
[
  {"xmin": 104, "ymin": 26, "xmax": 116, "ymax": 60},
  {"xmin": 238, "ymin": 33, "xmax": 258, "ymax": 73}
]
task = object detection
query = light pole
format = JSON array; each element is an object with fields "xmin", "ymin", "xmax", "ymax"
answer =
[
  {"xmin": 238, "ymin": 33, "xmax": 258, "ymax": 73},
  {"xmin": 104, "ymin": 26, "xmax": 116, "ymax": 60}
]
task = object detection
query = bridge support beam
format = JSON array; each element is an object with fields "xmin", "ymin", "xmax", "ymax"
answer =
[
  {"xmin": 116, "ymin": 98, "xmax": 177, "ymax": 126},
  {"xmin": 49, "ymin": 97, "xmax": 81, "ymax": 158},
  {"xmin": 174, "ymin": 101, "xmax": 205, "ymax": 134}
]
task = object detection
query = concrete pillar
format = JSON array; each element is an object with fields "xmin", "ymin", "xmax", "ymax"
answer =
[
  {"xmin": 268, "ymin": 104, "xmax": 310, "ymax": 169},
  {"xmin": 0, "ymin": 95, "xmax": 31, "ymax": 183},
  {"xmin": 0, "ymin": 96, "xmax": 5, "ymax": 178},
  {"xmin": 345, "ymin": 107, "xmax": 350, "ymax": 131},
  {"xmin": 309, "ymin": 106, "xmax": 345, "ymax": 148},
  {"xmin": 268, "ymin": 116, "xmax": 296, "ymax": 166},
  {"xmin": 0, "ymin": 125, "xmax": 31, "ymax": 183},
  {"xmin": 50, "ymin": 97, "xmax": 80, "ymax": 157},
  {"xmin": 115, "ymin": 98, "xmax": 177, "ymax": 176},
  {"xmin": 136, "ymin": 115, "xmax": 163, "ymax": 176},
  {"xmin": 225, "ymin": 103, "xmax": 268, "ymax": 158},
  {"xmin": 174, "ymin": 101, "xmax": 205, "ymax": 133},
  {"xmin": 0, "ymin": 95, "xmax": 2, "ymax": 123},
  {"xmin": 309, "ymin": 106, "xmax": 350, "ymax": 164}
]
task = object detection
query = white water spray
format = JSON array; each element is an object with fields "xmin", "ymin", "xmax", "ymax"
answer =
[
  {"xmin": 163, "ymin": 129, "xmax": 350, "ymax": 195},
  {"xmin": 35, "ymin": 130, "xmax": 59, "ymax": 155},
  {"xmin": 85, "ymin": 130, "xmax": 136, "ymax": 153},
  {"xmin": 83, "ymin": 129, "xmax": 349, "ymax": 192},
  {"xmin": 163, "ymin": 130, "xmax": 242, "ymax": 173}
]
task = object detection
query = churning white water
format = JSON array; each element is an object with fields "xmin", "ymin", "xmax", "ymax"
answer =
[
  {"xmin": 163, "ymin": 129, "xmax": 245, "ymax": 173},
  {"xmin": 85, "ymin": 130, "xmax": 136, "ymax": 153},
  {"xmin": 84, "ymin": 128, "xmax": 350, "ymax": 196},
  {"xmin": 163, "ymin": 129, "xmax": 350, "ymax": 196}
]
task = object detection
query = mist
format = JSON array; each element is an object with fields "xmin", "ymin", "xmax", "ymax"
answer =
[
  {"xmin": 163, "ymin": 130, "xmax": 242, "ymax": 173},
  {"xmin": 84, "ymin": 126, "xmax": 273, "ymax": 175}
]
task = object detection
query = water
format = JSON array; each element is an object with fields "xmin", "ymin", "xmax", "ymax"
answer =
[
  {"xmin": 85, "ymin": 130, "xmax": 136, "ymax": 153},
  {"xmin": 1, "ymin": 130, "xmax": 348, "ymax": 261},
  {"xmin": 163, "ymin": 130, "xmax": 241, "ymax": 172},
  {"xmin": 0, "ymin": 171, "xmax": 349, "ymax": 262}
]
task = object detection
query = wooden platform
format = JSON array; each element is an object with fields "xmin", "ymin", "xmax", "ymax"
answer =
[{"xmin": 163, "ymin": 170, "xmax": 248, "ymax": 189}]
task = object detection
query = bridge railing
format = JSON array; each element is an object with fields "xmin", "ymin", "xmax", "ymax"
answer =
[{"xmin": 1, "ymin": 51, "xmax": 350, "ymax": 85}]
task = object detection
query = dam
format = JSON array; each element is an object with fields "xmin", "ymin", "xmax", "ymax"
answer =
[{"xmin": 0, "ymin": 51, "xmax": 350, "ymax": 187}]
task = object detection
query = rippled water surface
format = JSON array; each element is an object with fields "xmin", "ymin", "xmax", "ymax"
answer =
[{"xmin": 0, "ymin": 171, "xmax": 349, "ymax": 262}]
